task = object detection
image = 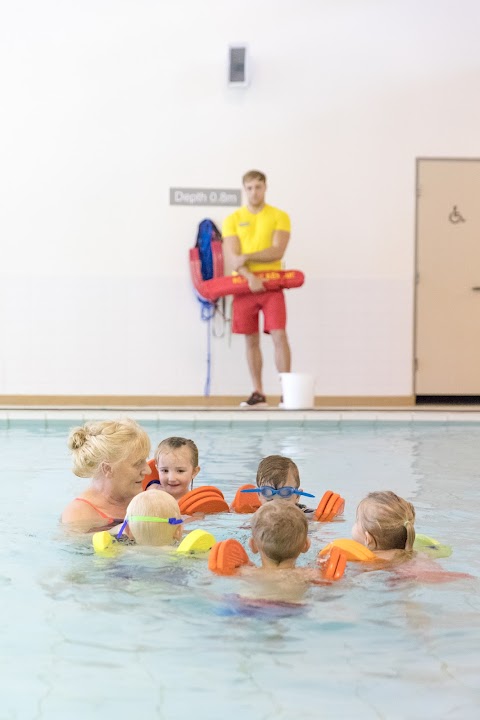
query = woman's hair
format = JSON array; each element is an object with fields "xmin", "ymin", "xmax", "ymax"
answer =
[
  {"xmin": 256, "ymin": 455, "xmax": 300, "ymax": 489},
  {"xmin": 126, "ymin": 491, "xmax": 181, "ymax": 546},
  {"xmin": 357, "ymin": 491, "xmax": 416, "ymax": 551},
  {"xmin": 154, "ymin": 437, "xmax": 199, "ymax": 467},
  {"xmin": 242, "ymin": 169, "xmax": 266, "ymax": 185},
  {"xmin": 67, "ymin": 418, "xmax": 150, "ymax": 478},
  {"xmin": 251, "ymin": 503, "xmax": 308, "ymax": 564}
]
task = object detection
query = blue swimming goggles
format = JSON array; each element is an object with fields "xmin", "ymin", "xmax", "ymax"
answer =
[
  {"xmin": 241, "ymin": 486, "xmax": 315, "ymax": 499},
  {"xmin": 116, "ymin": 515, "xmax": 183, "ymax": 539}
]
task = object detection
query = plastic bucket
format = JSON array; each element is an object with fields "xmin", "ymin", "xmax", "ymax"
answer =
[{"xmin": 279, "ymin": 373, "xmax": 315, "ymax": 409}]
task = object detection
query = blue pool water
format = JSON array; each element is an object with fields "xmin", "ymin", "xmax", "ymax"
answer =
[{"xmin": 1, "ymin": 418, "xmax": 479, "ymax": 719}]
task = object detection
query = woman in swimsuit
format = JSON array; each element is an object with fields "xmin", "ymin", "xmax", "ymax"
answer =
[{"xmin": 61, "ymin": 418, "xmax": 151, "ymax": 533}]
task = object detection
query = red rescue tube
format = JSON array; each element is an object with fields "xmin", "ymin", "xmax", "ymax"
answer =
[
  {"xmin": 190, "ymin": 242, "xmax": 304, "ymax": 302},
  {"xmin": 200, "ymin": 270, "xmax": 305, "ymax": 302},
  {"xmin": 190, "ymin": 242, "xmax": 224, "ymax": 299},
  {"xmin": 192, "ymin": 266, "xmax": 305, "ymax": 304}
]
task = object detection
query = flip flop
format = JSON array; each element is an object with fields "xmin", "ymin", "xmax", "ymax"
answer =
[
  {"xmin": 230, "ymin": 484, "xmax": 262, "ymax": 513},
  {"xmin": 319, "ymin": 538, "xmax": 377, "ymax": 562},
  {"xmin": 322, "ymin": 546, "xmax": 347, "ymax": 581},
  {"xmin": 208, "ymin": 539, "xmax": 250, "ymax": 575},
  {"xmin": 176, "ymin": 529, "xmax": 216, "ymax": 554}
]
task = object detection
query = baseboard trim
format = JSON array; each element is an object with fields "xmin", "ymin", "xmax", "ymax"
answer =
[{"xmin": 0, "ymin": 395, "xmax": 415, "ymax": 408}]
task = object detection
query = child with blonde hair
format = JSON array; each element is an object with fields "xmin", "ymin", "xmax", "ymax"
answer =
[
  {"xmin": 352, "ymin": 491, "xmax": 415, "ymax": 560},
  {"xmin": 342, "ymin": 490, "xmax": 472, "ymax": 582},
  {"xmin": 118, "ymin": 490, "xmax": 183, "ymax": 546},
  {"xmin": 145, "ymin": 437, "xmax": 200, "ymax": 500}
]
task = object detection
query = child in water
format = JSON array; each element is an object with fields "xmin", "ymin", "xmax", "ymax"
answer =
[
  {"xmin": 152, "ymin": 437, "xmax": 200, "ymax": 501},
  {"xmin": 219, "ymin": 503, "xmax": 340, "ymax": 607},
  {"xmin": 249, "ymin": 502, "xmax": 311, "ymax": 568},
  {"xmin": 350, "ymin": 490, "xmax": 471, "ymax": 582},
  {"xmin": 351, "ymin": 490, "xmax": 415, "ymax": 560},
  {"xmin": 254, "ymin": 455, "xmax": 315, "ymax": 513},
  {"xmin": 121, "ymin": 490, "xmax": 183, "ymax": 546}
]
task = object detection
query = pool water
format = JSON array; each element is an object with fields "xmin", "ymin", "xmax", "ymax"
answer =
[{"xmin": 1, "ymin": 419, "xmax": 479, "ymax": 719}]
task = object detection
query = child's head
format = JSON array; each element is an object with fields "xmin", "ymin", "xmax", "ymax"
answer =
[
  {"xmin": 154, "ymin": 437, "xmax": 200, "ymax": 500},
  {"xmin": 126, "ymin": 490, "xmax": 183, "ymax": 546},
  {"xmin": 352, "ymin": 491, "xmax": 416, "ymax": 552},
  {"xmin": 256, "ymin": 455, "xmax": 300, "ymax": 505},
  {"xmin": 250, "ymin": 503, "xmax": 310, "ymax": 566}
]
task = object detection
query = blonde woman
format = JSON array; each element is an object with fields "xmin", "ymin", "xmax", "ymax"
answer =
[{"xmin": 61, "ymin": 418, "xmax": 151, "ymax": 533}]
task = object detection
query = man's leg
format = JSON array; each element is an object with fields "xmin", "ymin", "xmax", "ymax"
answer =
[
  {"xmin": 245, "ymin": 333, "xmax": 263, "ymax": 393},
  {"xmin": 263, "ymin": 291, "xmax": 290, "ymax": 375},
  {"xmin": 270, "ymin": 329, "xmax": 291, "ymax": 373}
]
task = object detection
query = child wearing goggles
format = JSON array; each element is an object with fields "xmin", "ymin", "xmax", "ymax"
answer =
[
  {"xmin": 243, "ymin": 455, "xmax": 315, "ymax": 513},
  {"xmin": 118, "ymin": 490, "xmax": 183, "ymax": 546}
]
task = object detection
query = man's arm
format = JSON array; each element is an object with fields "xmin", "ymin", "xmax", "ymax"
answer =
[
  {"xmin": 223, "ymin": 234, "xmax": 242, "ymax": 275},
  {"xmin": 223, "ymin": 234, "xmax": 265, "ymax": 293},
  {"xmin": 234, "ymin": 230, "xmax": 290, "ymax": 269}
]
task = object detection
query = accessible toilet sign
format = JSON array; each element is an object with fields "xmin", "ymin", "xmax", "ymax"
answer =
[{"xmin": 170, "ymin": 188, "xmax": 241, "ymax": 206}]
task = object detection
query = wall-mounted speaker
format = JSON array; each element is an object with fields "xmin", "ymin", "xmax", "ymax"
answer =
[{"xmin": 228, "ymin": 44, "xmax": 249, "ymax": 87}]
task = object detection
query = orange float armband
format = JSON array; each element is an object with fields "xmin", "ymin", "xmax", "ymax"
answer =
[
  {"xmin": 142, "ymin": 459, "xmax": 160, "ymax": 491},
  {"xmin": 322, "ymin": 546, "xmax": 348, "ymax": 581},
  {"xmin": 230, "ymin": 484, "xmax": 262, "ymax": 513},
  {"xmin": 319, "ymin": 539, "xmax": 377, "ymax": 562},
  {"xmin": 208, "ymin": 539, "xmax": 251, "ymax": 575},
  {"xmin": 314, "ymin": 491, "xmax": 345, "ymax": 522},
  {"xmin": 179, "ymin": 486, "xmax": 230, "ymax": 515}
]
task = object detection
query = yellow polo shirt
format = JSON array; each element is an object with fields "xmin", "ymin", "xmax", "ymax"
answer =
[{"xmin": 222, "ymin": 204, "xmax": 291, "ymax": 272}]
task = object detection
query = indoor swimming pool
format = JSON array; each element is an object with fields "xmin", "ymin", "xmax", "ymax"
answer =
[{"xmin": 1, "ymin": 416, "xmax": 479, "ymax": 719}]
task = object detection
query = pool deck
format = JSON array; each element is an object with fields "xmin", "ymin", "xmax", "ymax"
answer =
[{"xmin": 1, "ymin": 404, "xmax": 480, "ymax": 422}]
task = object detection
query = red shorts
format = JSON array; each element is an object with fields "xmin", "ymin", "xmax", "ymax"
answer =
[{"xmin": 232, "ymin": 290, "xmax": 287, "ymax": 335}]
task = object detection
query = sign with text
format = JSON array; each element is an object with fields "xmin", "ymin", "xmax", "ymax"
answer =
[{"xmin": 170, "ymin": 188, "xmax": 241, "ymax": 206}]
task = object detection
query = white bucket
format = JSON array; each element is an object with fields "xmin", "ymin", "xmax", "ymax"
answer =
[{"xmin": 279, "ymin": 373, "xmax": 315, "ymax": 409}]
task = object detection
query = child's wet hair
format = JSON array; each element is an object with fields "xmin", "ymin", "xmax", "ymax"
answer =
[
  {"xmin": 357, "ymin": 491, "xmax": 416, "ymax": 551},
  {"xmin": 251, "ymin": 503, "xmax": 308, "ymax": 564},
  {"xmin": 256, "ymin": 455, "xmax": 300, "ymax": 489},
  {"xmin": 154, "ymin": 437, "xmax": 199, "ymax": 467}
]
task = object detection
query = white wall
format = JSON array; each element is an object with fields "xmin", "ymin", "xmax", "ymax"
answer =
[{"xmin": 1, "ymin": 0, "xmax": 479, "ymax": 398}]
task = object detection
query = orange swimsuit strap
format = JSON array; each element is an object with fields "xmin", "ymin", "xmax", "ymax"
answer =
[{"xmin": 74, "ymin": 497, "xmax": 116, "ymax": 523}]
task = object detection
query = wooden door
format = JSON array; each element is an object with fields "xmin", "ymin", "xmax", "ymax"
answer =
[{"xmin": 415, "ymin": 159, "xmax": 480, "ymax": 396}]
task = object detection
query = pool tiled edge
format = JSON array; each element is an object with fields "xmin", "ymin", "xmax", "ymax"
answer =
[{"xmin": 1, "ymin": 408, "xmax": 480, "ymax": 423}]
